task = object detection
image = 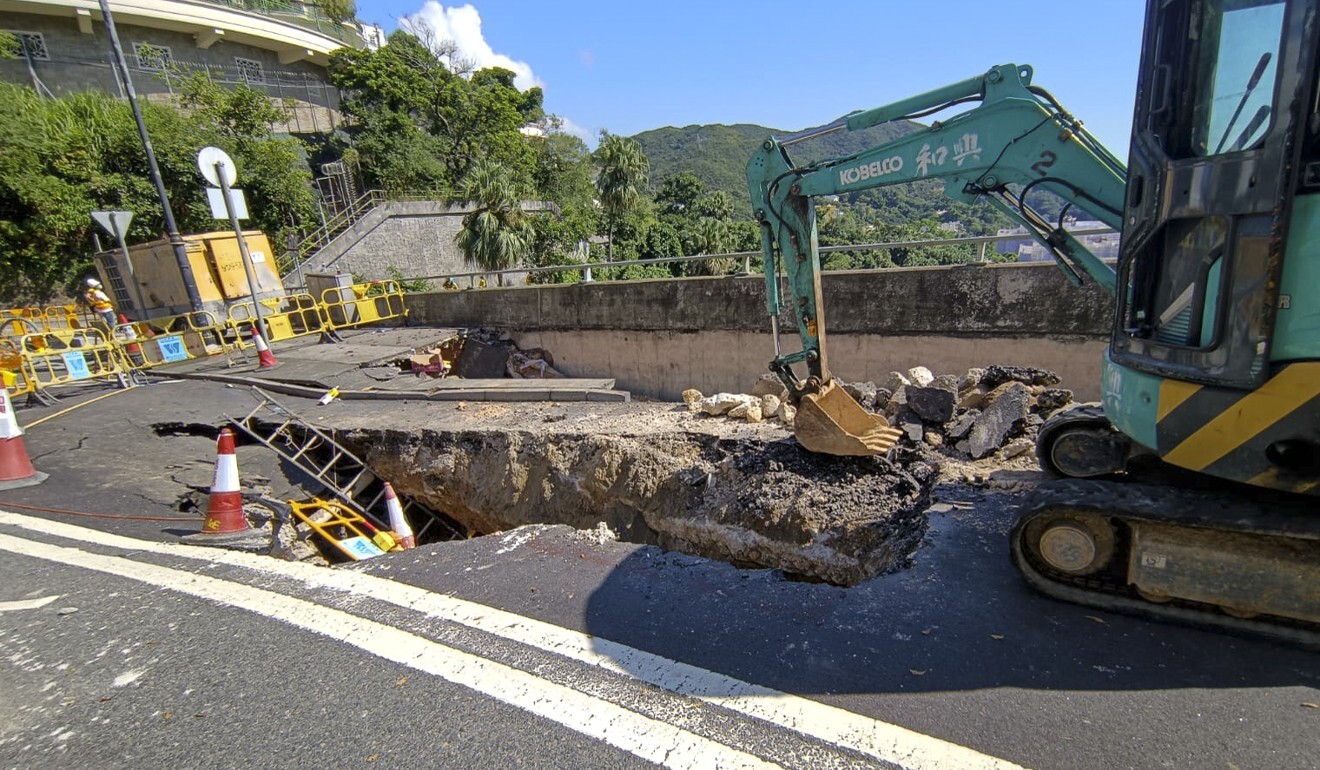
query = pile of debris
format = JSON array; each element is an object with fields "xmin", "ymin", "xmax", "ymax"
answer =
[
  {"xmin": 689, "ymin": 364, "xmax": 1074, "ymax": 463},
  {"xmin": 445, "ymin": 329, "xmax": 567, "ymax": 379}
]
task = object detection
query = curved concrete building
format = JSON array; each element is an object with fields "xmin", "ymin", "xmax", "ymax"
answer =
[{"xmin": 0, "ymin": 0, "xmax": 370, "ymax": 133}]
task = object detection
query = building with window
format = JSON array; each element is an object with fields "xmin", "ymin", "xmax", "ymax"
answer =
[{"xmin": 0, "ymin": 0, "xmax": 371, "ymax": 134}]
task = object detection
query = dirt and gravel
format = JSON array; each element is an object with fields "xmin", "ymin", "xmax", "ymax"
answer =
[{"xmin": 304, "ymin": 358, "xmax": 1070, "ymax": 585}]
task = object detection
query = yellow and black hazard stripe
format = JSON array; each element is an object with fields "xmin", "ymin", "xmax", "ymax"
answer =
[{"xmin": 1155, "ymin": 361, "xmax": 1320, "ymax": 495}]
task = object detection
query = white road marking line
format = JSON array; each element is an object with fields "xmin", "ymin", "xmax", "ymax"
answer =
[
  {"xmin": 0, "ymin": 532, "xmax": 782, "ymax": 770},
  {"xmin": 0, "ymin": 595, "xmax": 60, "ymax": 612},
  {"xmin": 0, "ymin": 511, "xmax": 1027, "ymax": 770}
]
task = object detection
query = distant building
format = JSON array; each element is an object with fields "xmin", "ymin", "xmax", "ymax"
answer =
[
  {"xmin": 996, "ymin": 220, "xmax": 1120, "ymax": 262},
  {"xmin": 0, "ymin": 0, "xmax": 371, "ymax": 135}
]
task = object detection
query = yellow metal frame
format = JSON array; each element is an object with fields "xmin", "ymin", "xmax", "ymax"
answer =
[
  {"xmin": 318, "ymin": 281, "xmax": 408, "ymax": 331},
  {"xmin": 227, "ymin": 293, "xmax": 331, "ymax": 343},
  {"xmin": 1, "ymin": 283, "xmax": 407, "ymax": 397},
  {"xmin": 288, "ymin": 498, "xmax": 395, "ymax": 561}
]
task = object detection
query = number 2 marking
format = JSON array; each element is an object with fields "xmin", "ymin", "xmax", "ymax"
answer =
[{"xmin": 1031, "ymin": 151, "xmax": 1057, "ymax": 176}]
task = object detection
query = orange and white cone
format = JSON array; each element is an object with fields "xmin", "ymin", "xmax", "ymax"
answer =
[
  {"xmin": 383, "ymin": 482, "xmax": 415, "ymax": 549},
  {"xmin": 201, "ymin": 428, "xmax": 249, "ymax": 534},
  {"xmin": 252, "ymin": 327, "xmax": 278, "ymax": 369},
  {"xmin": 0, "ymin": 387, "xmax": 46, "ymax": 490},
  {"xmin": 117, "ymin": 313, "xmax": 144, "ymax": 360}
]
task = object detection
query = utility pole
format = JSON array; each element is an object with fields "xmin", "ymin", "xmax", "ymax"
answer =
[{"xmin": 98, "ymin": 0, "xmax": 203, "ymax": 312}]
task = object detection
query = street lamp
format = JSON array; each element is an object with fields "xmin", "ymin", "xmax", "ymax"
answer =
[{"xmin": 97, "ymin": 0, "xmax": 203, "ymax": 312}]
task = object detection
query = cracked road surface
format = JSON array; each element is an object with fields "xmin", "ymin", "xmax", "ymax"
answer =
[
  {"xmin": 0, "ymin": 513, "xmax": 1019, "ymax": 770},
  {"xmin": 0, "ymin": 381, "xmax": 1317, "ymax": 769}
]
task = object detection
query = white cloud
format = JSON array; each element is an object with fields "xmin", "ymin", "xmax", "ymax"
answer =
[
  {"xmin": 555, "ymin": 117, "xmax": 595, "ymax": 146},
  {"xmin": 404, "ymin": 2, "xmax": 543, "ymax": 91}
]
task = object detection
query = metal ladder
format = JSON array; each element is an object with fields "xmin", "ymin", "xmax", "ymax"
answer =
[{"xmin": 227, "ymin": 387, "xmax": 453, "ymax": 540}]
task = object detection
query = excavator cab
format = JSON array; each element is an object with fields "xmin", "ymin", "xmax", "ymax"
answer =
[{"xmin": 1099, "ymin": 0, "xmax": 1320, "ymax": 493}]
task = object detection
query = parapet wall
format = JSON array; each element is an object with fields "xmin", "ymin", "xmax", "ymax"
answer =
[{"xmin": 408, "ymin": 262, "xmax": 1115, "ymax": 401}]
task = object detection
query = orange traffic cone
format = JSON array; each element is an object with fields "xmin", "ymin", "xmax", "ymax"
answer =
[
  {"xmin": 252, "ymin": 327, "xmax": 278, "ymax": 369},
  {"xmin": 116, "ymin": 313, "xmax": 144, "ymax": 361},
  {"xmin": 383, "ymin": 482, "xmax": 415, "ymax": 549},
  {"xmin": 200, "ymin": 428, "xmax": 248, "ymax": 534},
  {"xmin": 0, "ymin": 387, "xmax": 47, "ymax": 490}
]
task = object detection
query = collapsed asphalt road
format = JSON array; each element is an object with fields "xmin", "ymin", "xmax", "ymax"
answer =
[{"xmin": 1, "ymin": 379, "xmax": 1317, "ymax": 770}]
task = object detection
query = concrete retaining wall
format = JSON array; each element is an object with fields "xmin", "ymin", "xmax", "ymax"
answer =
[
  {"xmin": 306, "ymin": 202, "xmax": 471, "ymax": 281},
  {"xmin": 407, "ymin": 262, "xmax": 1116, "ymax": 401}
]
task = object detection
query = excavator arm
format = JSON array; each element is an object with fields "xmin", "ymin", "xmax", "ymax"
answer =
[{"xmin": 748, "ymin": 63, "xmax": 1128, "ymax": 455}]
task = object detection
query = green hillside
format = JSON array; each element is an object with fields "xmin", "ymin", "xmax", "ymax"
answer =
[
  {"xmin": 632, "ymin": 119, "xmax": 919, "ymax": 214},
  {"xmin": 631, "ymin": 119, "xmax": 1086, "ymax": 234}
]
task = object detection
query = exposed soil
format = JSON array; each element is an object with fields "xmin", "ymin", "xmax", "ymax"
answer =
[{"xmin": 322, "ymin": 403, "xmax": 942, "ymax": 586}]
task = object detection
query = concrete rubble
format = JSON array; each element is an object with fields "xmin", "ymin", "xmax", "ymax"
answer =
[{"xmin": 689, "ymin": 364, "xmax": 1073, "ymax": 463}]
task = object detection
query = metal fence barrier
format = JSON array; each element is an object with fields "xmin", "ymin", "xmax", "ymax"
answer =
[
  {"xmin": 318, "ymin": 281, "xmax": 407, "ymax": 331},
  {"xmin": 1, "ymin": 287, "xmax": 408, "ymax": 402}
]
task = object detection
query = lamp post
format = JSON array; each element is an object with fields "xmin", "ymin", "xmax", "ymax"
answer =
[{"xmin": 97, "ymin": 0, "xmax": 203, "ymax": 312}]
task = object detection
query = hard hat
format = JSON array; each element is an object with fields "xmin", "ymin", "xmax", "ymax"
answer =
[{"xmin": 85, "ymin": 278, "xmax": 102, "ymax": 288}]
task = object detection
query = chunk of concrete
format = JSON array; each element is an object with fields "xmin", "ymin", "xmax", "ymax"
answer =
[
  {"xmin": 906, "ymin": 366, "xmax": 935, "ymax": 388},
  {"xmin": 700, "ymin": 393, "xmax": 759, "ymax": 416},
  {"xmin": 967, "ymin": 382, "xmax": 1031, "ymax": 459},
  {"xmin": 906, "ymin": 386, "xmax": 956, "ymax": 424},
  {"xmin": 840, "ymin": 380, "xmax": 878, "ymax": 411},
  {"xmin": 1036, "ymin": 388, "xmax": 1074, "ymax": 414},
  {"xmin": 980, "ymin": 364, "xmax": 1061, "ymax": 389},
  {"xmin": 945, "ymin": 409, "xmax": 979, "ymax": 440},
  {"xmin": 880, "ymin": 372, "xmax": 911, "ymax": 392},
  {"xmin": 750, "ymin": 374, "xmax": 788, "ymax": 400}
]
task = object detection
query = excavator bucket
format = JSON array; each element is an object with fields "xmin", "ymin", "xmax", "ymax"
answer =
[{"xmin": 793, "ymin": 381, "xmax": 903, "ymax": 456}]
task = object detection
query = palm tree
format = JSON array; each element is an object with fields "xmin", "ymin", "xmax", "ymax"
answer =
[
  {"xmin": 593, "ymin": 132, "xmax": 648, "ymax": 260},
  {"xmin": 454, "ymin": 160, "xmax": 532, "ymax": 286},
  {"xmin": 687, "ymin": 217, "xmax": 735, "ymax": 276}
]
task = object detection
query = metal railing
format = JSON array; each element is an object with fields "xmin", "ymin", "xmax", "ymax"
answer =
[
  {"xmin": 197, "ymin": 0, "xmax": 363, "ymax": 45},
  {"xmin": 405, "ymin": 228, "xmax": 1118, "ymax": 289},
  {"xmin": 282, "ymin": 189, "xmax": 388, "ymax": 276}
]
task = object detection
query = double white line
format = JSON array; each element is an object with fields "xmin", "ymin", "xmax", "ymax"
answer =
[{"xmin": 0, "ymin": 511, "xmax": 1025, "ymax": 770}]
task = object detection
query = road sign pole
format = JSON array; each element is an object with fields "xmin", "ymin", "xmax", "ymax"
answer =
[
  {"xmin": 108, "ymin": 223, "xmax": 148, "ymax": 320},
  {"xmin": 215, "ymin": 163, "xmax": 267, "ymax": 340},
  {"xmin": 98, "ymin": 0, "xmax": 203, "ymax": 312},
  {"xmin": 91, "ymin": 210, "xmax": 148, "ymax": 320}
]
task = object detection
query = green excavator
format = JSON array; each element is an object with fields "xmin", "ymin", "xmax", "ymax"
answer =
[{"xmin": 748, "ymin": 0, "xmax": 1319, "ymax": 644}]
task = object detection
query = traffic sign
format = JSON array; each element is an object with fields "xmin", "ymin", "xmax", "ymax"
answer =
[
  {"xmin": 91, "ymin": 210, "xmax": 133, "ymax": 239},
  {"xmin": 197, "ymin": 146, "xmax": 237, "ymax": 187}
]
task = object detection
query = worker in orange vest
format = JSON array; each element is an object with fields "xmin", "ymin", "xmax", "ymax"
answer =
[{"xmin": 81, "ymin": 278, "xmax": 117, "ymax": 331}]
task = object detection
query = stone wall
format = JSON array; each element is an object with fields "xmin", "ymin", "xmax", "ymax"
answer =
[
  {"xmin": 407, "ymin": 262, "xmax": 1116, "ymax": 401},
  {"xmin": 303, "ymin": 202, "xmax": 472, "ymax": 281},
  {"xmin": 0, "ymin": 14, "xmax": 339, "ymax": 135}
]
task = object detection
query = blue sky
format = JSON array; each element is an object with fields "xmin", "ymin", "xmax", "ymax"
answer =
[{"xmin": 357, "ymin": 1, "xmax": 1148, "ymax": 153}]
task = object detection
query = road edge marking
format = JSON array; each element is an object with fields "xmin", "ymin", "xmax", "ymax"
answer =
[{"xmin": 0, "ymin": 510, "xmax": 1027, "ymax": 770}]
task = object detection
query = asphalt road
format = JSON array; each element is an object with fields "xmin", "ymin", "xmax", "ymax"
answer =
[{"xmin": 1, "ymin": 380, "xmax": 1317, "ymax": 770}]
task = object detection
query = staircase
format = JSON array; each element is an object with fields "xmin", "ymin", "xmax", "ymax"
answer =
[{"xmin": 279, "ymin": 189, "xmax": 388, "ymax": 279}]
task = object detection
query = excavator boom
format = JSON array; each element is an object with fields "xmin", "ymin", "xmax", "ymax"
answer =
[{"xmin": 749, "ymin": 63, "xmax": 1127, "ymax": 455}]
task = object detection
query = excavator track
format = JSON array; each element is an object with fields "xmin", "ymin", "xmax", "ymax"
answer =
[{"xmin": 1012, "ymin": 479, "xmax": 1320, "ymax": 649}]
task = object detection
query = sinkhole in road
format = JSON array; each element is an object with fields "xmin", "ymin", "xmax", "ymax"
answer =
[
  {"xmin": 331, "ymin": 424, "xmax": 940, "ymax": 586},
  {"xmin": 154, "ymin": 419, "xmax": 939, "ymax": 584}
]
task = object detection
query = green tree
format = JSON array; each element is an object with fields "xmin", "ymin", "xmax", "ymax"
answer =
[
  {"xmin": 454, "ymin": 159, "xmax": 532, "ymax": 285},
  {"xmin": 328, "ymin": 32, "xmax": 543, "ymax": 196},
  {"xmin": 694, "ymin": 190, "xmax": 734, "ymax": 221},
  {"xmin": 525, "ymin": 122, "xmax": 597, "ymax": 274},
  {"xmin": 0, "ymin": 81, "xmax": 313, "ymax": 302},
  {"xmin": 176, "ymin": 72, "xmax": 316, "ymax": 240},
  {"xmin": 316, "ymin": 0, "xmax": 357, "ymax": 24},
  {"xmin": 686, "ymin": 218, "xmax": 735, "ymax": 275},
  {"xmin": 654, "ymin": 172, "xmax": 704, "ymax": 216},
  {"xmin": 593, "ymin": 131, "xmax": 649, "ymax": 260}
]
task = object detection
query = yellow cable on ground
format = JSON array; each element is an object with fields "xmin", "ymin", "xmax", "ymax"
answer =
[{"xmin": 25, "ymin": 387, "xmax": 133, "ymax": 429}]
